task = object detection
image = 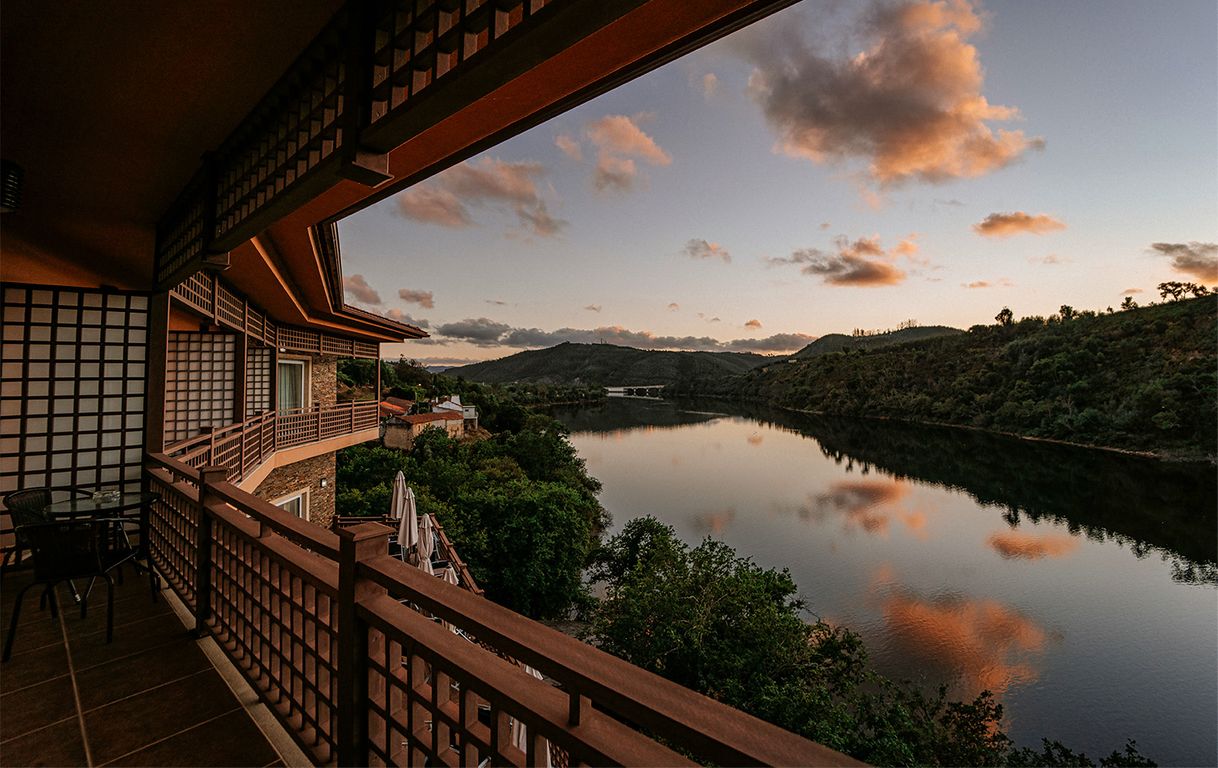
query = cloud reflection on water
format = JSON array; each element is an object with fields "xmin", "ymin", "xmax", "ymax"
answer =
[
  {"xmin": 872, "ymin": 576, "xmax": 1057, "ymax": 699},
  {"xmin": 690, "ymin": 508, "xmax": 737, "ymax": 536},
  {"xmin": 784, "ymin": 478, "xmax": 929, "ymax": 537},
  {"xmin": 988, "ymin": 530, "xmax": 1080, "ymax": 560}
]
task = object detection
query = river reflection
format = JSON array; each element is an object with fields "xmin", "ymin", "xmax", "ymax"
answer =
[{"xmin": 552, "ymin": 398, "xmax": 1217, "ymax": 766}]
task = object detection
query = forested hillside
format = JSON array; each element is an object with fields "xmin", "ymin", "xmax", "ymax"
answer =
[
  {"xmin": 677, "ymin": 297, "xmax": 1216, "ymax": 459},
  {"xmin": 792, "ymin": 325, "xmax": 962, "ymax": 358},
  {"xmin": 445, "ymin": 342, "xmax": 768, "ymax": 386}
]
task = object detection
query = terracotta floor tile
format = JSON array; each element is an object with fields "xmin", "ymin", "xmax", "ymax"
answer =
[
  {"xmin": 102, "ymin": 708, "xmax": 280, "ymax": 767},
  {"xmin": 0, "ymin": 675, "xmax": 77, "ymax": 742},
  {"xmin": 83, "ymin": 669, "xmax": 243, "ymax": 765},
  {"xmin": 74, "ymin": 639, "xmax": 211, "ymax": 711},
  {"xmin": 67, "ymin": 612, "xmax": 191, "ymax": 672},
  {"xmin": 0, "ymin": 716, "xmax": 87, "ymax": 767},
  {"xmin": 0, "ymin": 640, "xmax": 68, "ymax": 695},
  {"xmin": 3, "ymin": 565, "xmax": 279, "ymax": 766}
]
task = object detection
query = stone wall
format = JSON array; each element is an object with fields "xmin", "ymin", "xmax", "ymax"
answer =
[
  {"xmin": 311, "ymin": 354, "xmax": 337, "ymax": 406},
  {"xmin": 253, "ymin": 452, "xmax": 336, "ymax": 529}
]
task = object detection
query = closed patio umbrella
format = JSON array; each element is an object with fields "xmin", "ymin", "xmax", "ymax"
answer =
[
  {"xmin": 391, "ymin": 472, "xmax": 417, "ymax": 561},
  {"xmin": 418, "ymin": 512, "xmax": 435, "ymax": 575},
  {"xmin": 440, "ymin": 565, "xmax": 460, "ymax": 632}
]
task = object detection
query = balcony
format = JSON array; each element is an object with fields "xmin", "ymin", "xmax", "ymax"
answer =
[
  {"xmin": 164, "ymin": 401, "xmax": 380, "ymax": 484},
  {"xmin": 130, "ymin": 453, "xmax": 857, "ymax": 767}
]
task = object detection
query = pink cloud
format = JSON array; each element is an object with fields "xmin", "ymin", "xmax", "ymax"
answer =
[
  {"xmin": 555, "ymin": 133, "xmax": 582, "ymax": 161},
  {"xmin": 586, "ymin": 114, "xmax": 671, "ymax": 192},
  {"xmin": 398, "ymin": 288, "xmax": 434, "ymax": 309},
  {"xmin": 740, "ymin": 0, "xmax": 1043, "ymax": 187},
  {"xmin": 343, "ymin": 274, "xmax": 381, "ymax": 304},
  {"xmin": 974, "ymin": 212, "xmax": 1066, "ymax": 238},
  {"xmin": 682, "ymin": 239, "xmax": 731, "ymax": 263},
  {"xmin": 767, "ymin": 235, "xmax": 908, "ymax": 286},
  {"xmin": 395, "ymin": 157, "xmax": 565, "ymax": 236}
]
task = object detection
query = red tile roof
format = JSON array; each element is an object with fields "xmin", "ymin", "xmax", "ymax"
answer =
[
  {"xmin": 400, "ymin": 411, "xmax": 463, "ymax": 425},
  {"xmin": 380, "ymin": 401, "xmax": 407, "ymax": 417}
]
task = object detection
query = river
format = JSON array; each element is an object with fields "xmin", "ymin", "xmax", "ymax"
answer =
[{"xmin": 550, "ymin": 397, "xmax": 1217, "ymax": 766}]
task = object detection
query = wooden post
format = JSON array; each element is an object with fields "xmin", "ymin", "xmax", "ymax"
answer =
[
  {"xmin": 144, "ymin": 291, "xmax": 172, "ymax": 456},
  {"xmin": 336, "ymin": 522, "xmax": 391, "ymax": 767},
  {"xmin": 194, "ymin": 466, "xmax": 228, "ymax": 636}
]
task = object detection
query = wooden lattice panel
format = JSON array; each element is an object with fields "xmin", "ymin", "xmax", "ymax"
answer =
[
  {"xmin": 278, "ymin": 326, "xmax": 321, "ymax": 354},
  {"xmin": 214, "ymin": 282, "xmax": 245, "ymax": 329},
  {"xmin": 209, "ymin": 517, "xmax": 339, "ymax": 763},
  {"xmin": 369, "ymin": 0, "xmax": 545, "ymax": 127},
  {"xmin": 145, "ymin": 470, "xmax": 200, "ymax": 609},
  {"xmin": 246, "ymin": 343, "xmax": 273, "ymax": 417},
  {"xmin": 172, "ymin": 271, "xmax": 215, "ymax": 316},
  {"xmin": 165, "ymin": 331, "xmax": 237, "ymax": 444},
  {"xmin": 0, "ymin": 285, "xmax": 148, "ymax": 495},
  {"xmin": 170, "ymin": 274, "xmax": 381, "ymax": 360},
  {"xmin": 154, "ymin": 169, "xmax": 210, "ymax": 286},
  {"xmin": 212, "ymin": 14, "xmax": 349, "ymax": 242}
]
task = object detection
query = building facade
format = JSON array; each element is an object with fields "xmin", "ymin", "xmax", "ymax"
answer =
[{"xmin": 0, "ymin": 2, "xmax": 852, "ymax": 766}]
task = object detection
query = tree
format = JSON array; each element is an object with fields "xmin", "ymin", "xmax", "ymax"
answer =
[
  {"xmin": 1120, "ymin": 296, "xmax": 1138, "ymax": 310},
  {"xmin": 995, "ymin": 307, "xmax": 1014, "ymax": 326},
  {"xmin": 1157, "ymin": 281, "xmax": 1186, "ymax": 301},
  {"xmin": 1189, "ymin": 283, "xmax": 1209, "ymax": 297},
  {"xmin": 1058, "ymin": 305, "xmax": 1076, "ymax": 321},
  {"xmin": 588, "ymin": 518, "xmax": 1155, "ymax": 767}
]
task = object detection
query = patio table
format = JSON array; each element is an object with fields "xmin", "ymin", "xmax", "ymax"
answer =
[{"xmin": 42, "ymin": 491, "xmax": 161, "ymax": 600}]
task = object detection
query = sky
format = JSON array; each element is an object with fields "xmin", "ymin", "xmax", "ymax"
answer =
[{"xmin": 337, "ymin": 0, "xmax": 1218, "ymax": 366}]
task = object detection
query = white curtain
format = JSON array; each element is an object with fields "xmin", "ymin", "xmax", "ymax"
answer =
[{"xmin": 277, "ymin": 361, "xmax": 304, "ymax": 411}]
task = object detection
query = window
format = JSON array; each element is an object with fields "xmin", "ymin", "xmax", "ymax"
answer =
[
  {"xmin": 274, "ymin": 490, "xmax": 308, "ymax": 520},
  {"xmin": 277, "ymin": 359, "xmax": 307, "ymax": 412}
]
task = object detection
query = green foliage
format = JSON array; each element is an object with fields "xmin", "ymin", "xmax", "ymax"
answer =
[
  {"xmin": 336, "ymin": 411, "xmax": 605, "ymax": 619},
  {"xmin": 444, "ymin": 342, "xmax": 769, "ymax": 387},
  {"xmin": 793, "ymin": 325, "xmax": 964, "ymax": 359},
  {"xmin": 692, "ymin": 296, "xmax": 1216, "ymax": 459},
  {"xmin": 589, "ymin": 518, "xmax": 1157, "ymax": 767}
]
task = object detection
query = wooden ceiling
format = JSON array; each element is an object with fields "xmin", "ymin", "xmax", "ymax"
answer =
[{"xmin": 1, "ymin": 1, "xmax": 794, "ymax": 342}]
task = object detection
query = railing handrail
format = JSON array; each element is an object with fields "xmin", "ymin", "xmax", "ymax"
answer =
[
  {"xmin": 207, "ymin": 480, "xmax": 341, "ymax": 560},
  {"xmin": 357, "ymin": 591, "xmax": 693, "ymax": 767},
  {"xmin": 162, "ymin": 399, "xmax": 378, "ymax": 482},
  {"xmin": 358, "ymin": 547, "xmax": 856, "ymax": 768},
  {"xmin": 143, "ymin": 458, "xmax": 859, "ymax": 767}
]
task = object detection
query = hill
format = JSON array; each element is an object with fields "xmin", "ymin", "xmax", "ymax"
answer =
[
  {"xmin": 675, "ymin": 297, "xmax": 1216, "ymax": 459},
  {"xmin": 792, "ymin": 325, "xmax": 962, "ymax": 358},
  {"xmin": 444, "ymin": 343, "xmax": 769, "ymax": 386}
]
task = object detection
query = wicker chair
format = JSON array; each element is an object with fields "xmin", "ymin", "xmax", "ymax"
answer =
[
  {"xmin": 2, "ymin": 515, "xmax": 129, "ymax": 661},
  {"xmin": 0, "ymin": 487, "xmax": 93, "ymax": 574}
]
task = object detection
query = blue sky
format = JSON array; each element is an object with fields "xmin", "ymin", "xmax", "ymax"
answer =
[{"xmin": 338, "ymin": 0, "xmax": 1218, "ymax": 366}]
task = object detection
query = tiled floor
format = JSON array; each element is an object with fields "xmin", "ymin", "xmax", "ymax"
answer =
[{"xmin": 0, "ymin": 566, "xmax": 285, "ymax": 767}]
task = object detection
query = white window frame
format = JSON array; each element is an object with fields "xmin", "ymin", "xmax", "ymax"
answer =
[
  {"xmin": 277, "ymin": 357, "xmax": 311, "ymax": 412},
  {"xmin": 271, "ymin": 489, "xmax": 310, "ymax": 521}
]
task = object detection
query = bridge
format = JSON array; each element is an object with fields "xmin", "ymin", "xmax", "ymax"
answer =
[{"xmin": 606, "ymin": 384, "xmax": 666, "ymax": 398}]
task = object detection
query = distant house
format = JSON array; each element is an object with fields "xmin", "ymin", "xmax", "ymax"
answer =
[
  {"xmin": 384, "ymin": 410, "xmax": 464, "ymax": 450},
  {"xmin": 433, "ymin": 395, "xmax": 478, "ymax": 431},
  {"xmin": 379, "ymin": 400, "xmax": 408, "ymax": 420},
  {"xmin": 385, "ymin": 396, "xmax": 416, "ymax": 411}
]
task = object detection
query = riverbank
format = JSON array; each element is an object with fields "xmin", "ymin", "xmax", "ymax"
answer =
[
  {"xmin": 671, "ymin": 296, "xmax": 1217, "ymax": 462},
  {"xmin": 552, "ymin": 397, "xmax": 1217, "ymax": 764},
  {"xmin": 679, "ymin": 393, "xmax": 1215, "ymax": 465}
]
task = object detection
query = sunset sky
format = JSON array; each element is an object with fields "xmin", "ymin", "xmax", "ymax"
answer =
[{"xmin": 338, "ymin": 0, "xmax": 1218, "ymax": 366}]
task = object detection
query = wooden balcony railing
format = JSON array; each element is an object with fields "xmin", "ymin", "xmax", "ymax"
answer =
[
  {"xmin": 165, "ymin": 401, "xmax": 379, "ymax": 482},
  {"xmin": 143, "ymin": 454, "xmax": 859, "ymax": 768},
  {"xmin": 332, "ymin": 513, "xmax": 483, "ymax": 597},
  {"xmin": 171, "ymin": 272, "xmax": 380, "ymax": 358}
]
